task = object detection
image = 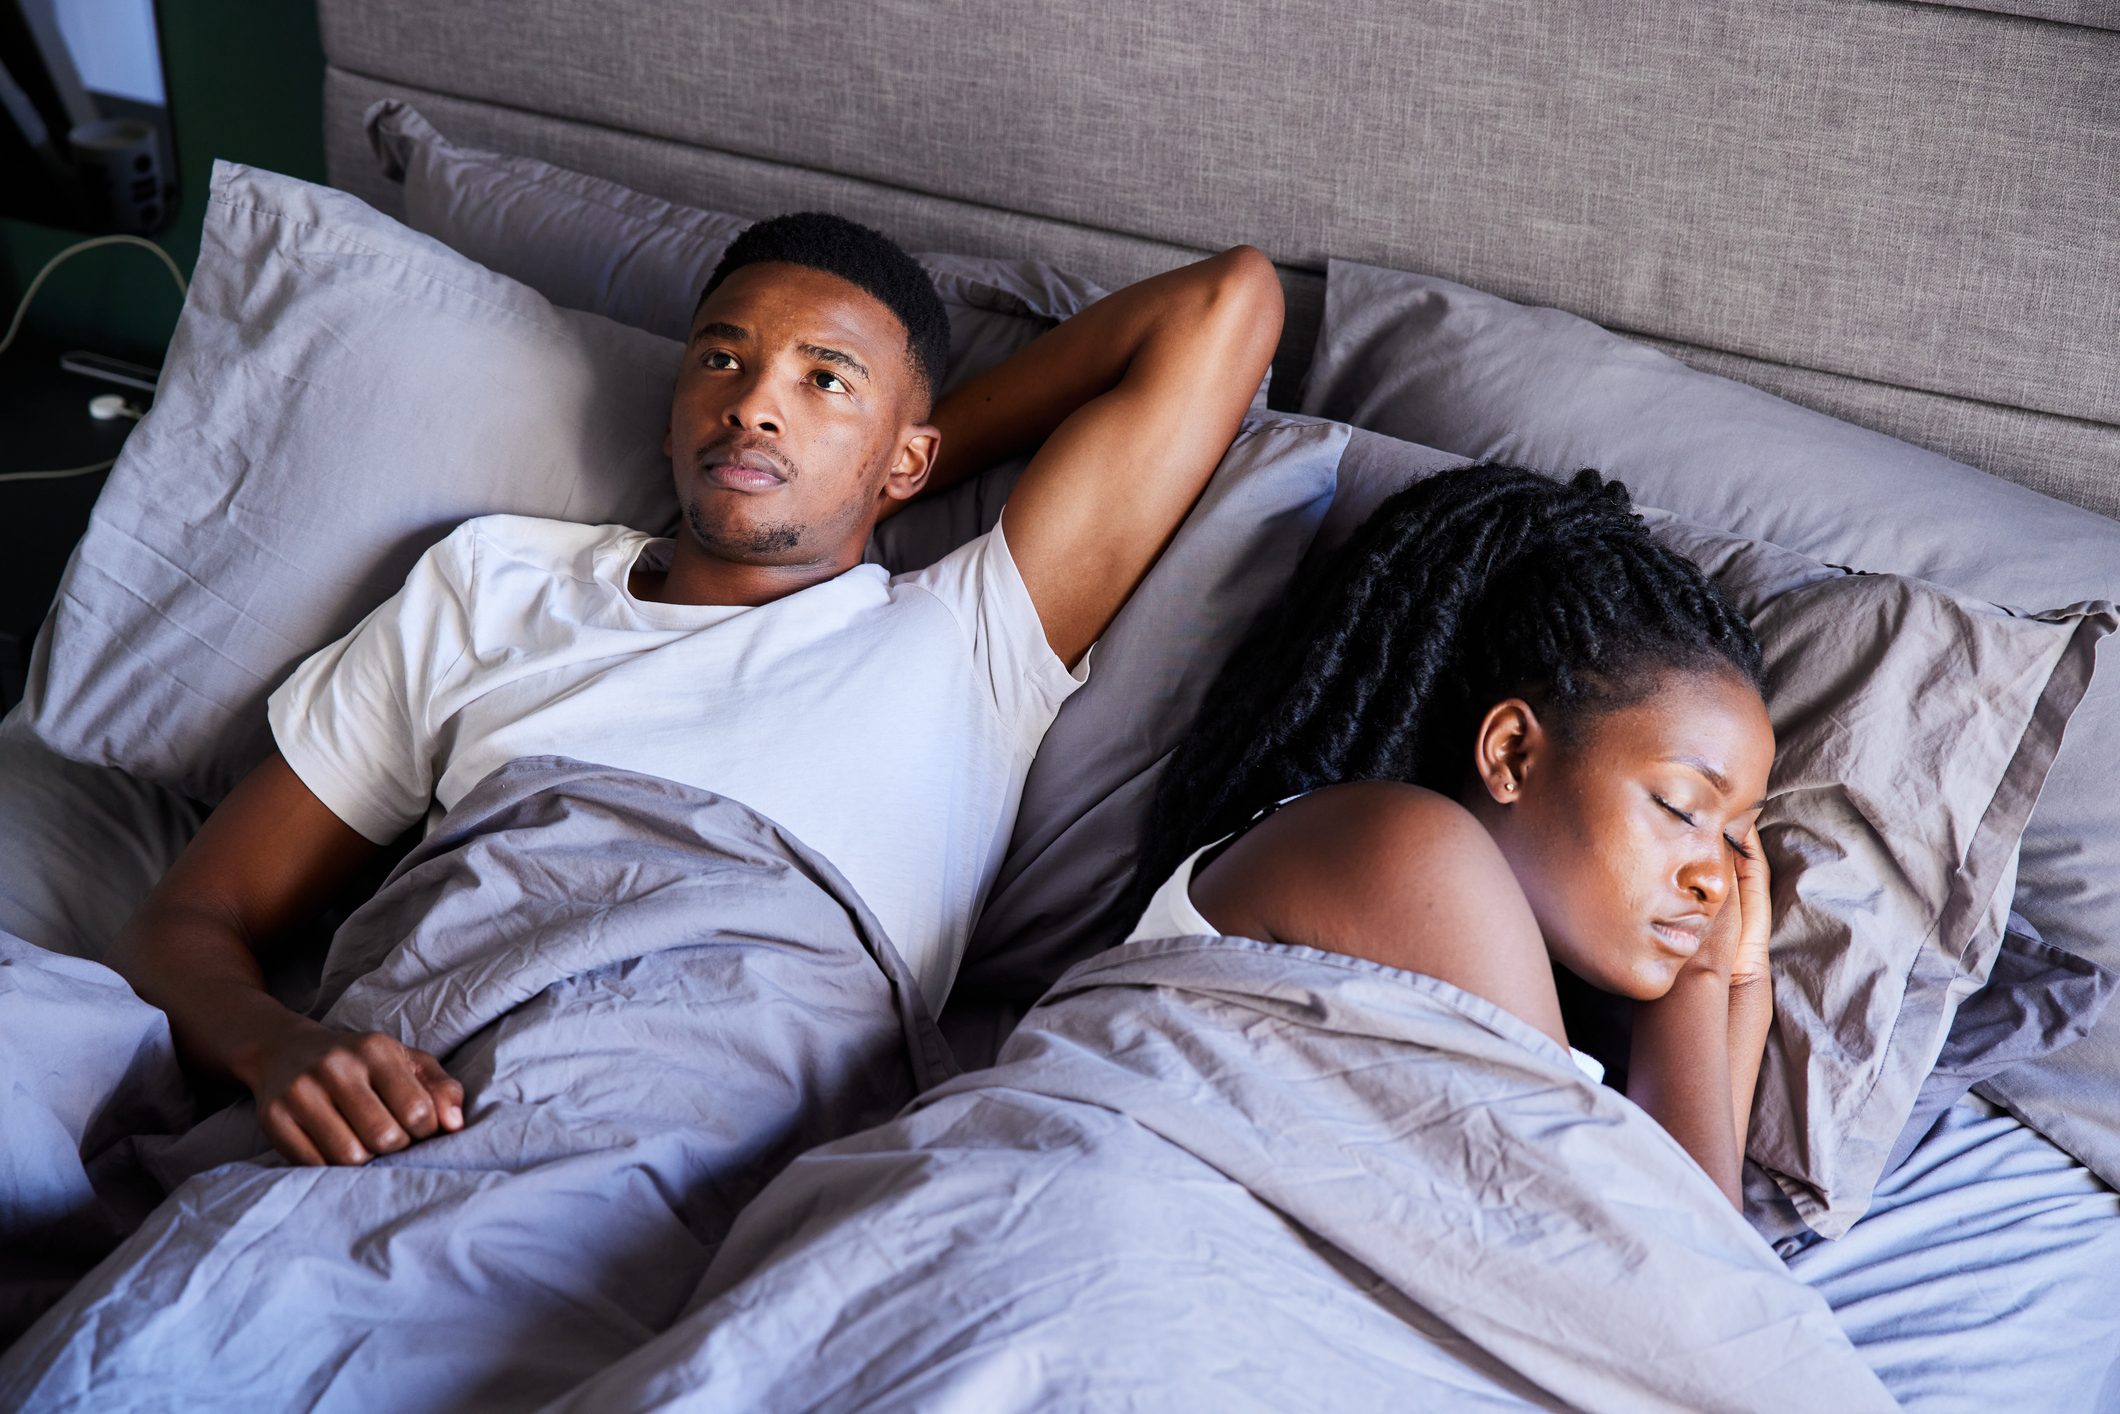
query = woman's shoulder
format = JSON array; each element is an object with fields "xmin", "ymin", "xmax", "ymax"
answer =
[
  {"xmin": 1189, "ymin": 780, "xmax": 1563, "ymax": 1039},
  {"xmin": 1194, "ymin": 781, "xmax": 1514, "ymax": 936},
  {"xmin": 1250, "ymin": 781, "xmax": 1504, "ymax": 886},
  {"xmin": 1280, "ymin": 779, "xmax": 1482, "ymax": 838}
]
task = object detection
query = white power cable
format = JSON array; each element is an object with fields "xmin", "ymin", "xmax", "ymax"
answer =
[
  {"xmin": 0, "ymin": 234, "xmax": 188, "ymax": 485},
  {"xmin": 0, "ymin": 457, "xmax": 117, "ymax": 483}
]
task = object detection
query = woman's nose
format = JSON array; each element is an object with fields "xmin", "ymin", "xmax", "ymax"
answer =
[{"xmin": 1682, "ymin": 852, "xmax": 1732, "ymax": 910}]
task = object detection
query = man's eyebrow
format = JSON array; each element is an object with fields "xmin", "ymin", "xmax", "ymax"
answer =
[
  {"xmin": 798, "ymin": 342, "xmax": 870, "ymax": 381},
  {"xmin": 690, "ymin": 320, "xmax": 749, "ymax": 346},
  {"xmin": 1671, "ymin": 754, "xmax": 1764, "ymax": 809}
]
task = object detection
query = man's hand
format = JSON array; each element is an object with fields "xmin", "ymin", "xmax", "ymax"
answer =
[
  {"xmin": 237, "ymin": 1018, "xmax": 465, "ymax": 1166},
  {"xmin": 102, "ymin": 752, "xmax": 458, "ymax": 1165}
]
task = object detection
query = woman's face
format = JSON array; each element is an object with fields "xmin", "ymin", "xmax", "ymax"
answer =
[{"xmin": 1470, "ymin": 668, "xmax": 1775, "ymax": 1001}]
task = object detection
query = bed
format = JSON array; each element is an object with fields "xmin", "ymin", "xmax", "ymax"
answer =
[{"xmin": 3, "ymin": 1, "xmax": 2119, "ymax": 1408}]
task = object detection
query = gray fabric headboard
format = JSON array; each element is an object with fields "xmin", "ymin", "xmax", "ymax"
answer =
[{"xmin": 313, "ymin": 1, "xmax": 2120, "ymax": 518}]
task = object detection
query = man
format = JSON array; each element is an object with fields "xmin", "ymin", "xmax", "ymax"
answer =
[{"xmin": 103, "ymin": 213, "xmax": 1284, "ymax": 1170}]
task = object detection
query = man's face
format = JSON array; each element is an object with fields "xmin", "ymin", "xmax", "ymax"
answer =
[{"xmin": 665, "ymin": 261, "xmax": 935, "ymax": 566}]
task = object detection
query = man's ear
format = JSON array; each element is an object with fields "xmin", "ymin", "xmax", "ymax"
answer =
[
  {"xmin": 1470, "ymin": 698, "xmax": 1546, "ymax": 805},
  {"xmin": 880, "ymin": 423, "xmax": 941, "ymax": 504}
]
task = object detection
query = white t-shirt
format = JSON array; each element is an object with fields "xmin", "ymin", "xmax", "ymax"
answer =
[{"xmin": 267, "ymin": 514, "xmax": 1088, "ymax": 1008}]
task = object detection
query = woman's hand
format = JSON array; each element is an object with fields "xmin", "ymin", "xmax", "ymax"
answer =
[
  {"xmin": 1694, "ymin": 824, "xmax": 1771, "ymax": 988},
  {"xmin": 1724, "ymin": 825, "xmax": 1772, "ymax": 991},
  {"xmin": 1713, "ymin": 824, "xmax": 1774, "ymax": 1159},
  {"xmin": 234, "ymin": 1017, "xmax": 466, "ymax": 1166}
]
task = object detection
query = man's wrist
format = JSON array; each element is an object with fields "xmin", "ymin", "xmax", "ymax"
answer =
[{"xmin": 218, "ymin": 999, "xmax": 318, "ymax": 1091}]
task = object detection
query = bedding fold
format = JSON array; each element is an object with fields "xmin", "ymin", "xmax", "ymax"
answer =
[
  {"xmin": 0, "ymin": 755, "xmax": 953, "ymax": 1412},
  {"xmin": 546, "ymin": 936, "xmax": 1896, "ymax": 1413}
]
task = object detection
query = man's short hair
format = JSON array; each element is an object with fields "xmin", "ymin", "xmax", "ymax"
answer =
[{"xmin": 696, "ymin": 212, "xmax": 950, "ymax": 409}]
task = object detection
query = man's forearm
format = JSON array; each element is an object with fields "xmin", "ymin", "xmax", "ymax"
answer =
[
  {"xmin": 1628, "ymin": 970, "xmax": 1744, "ymax": 1207},
  {"xmin": 107, "ymin": 903, "xmax": 313, "ymax": 1088},
  {"xmin": 914, "ymin": 249, "xmax": 1264, "ymax": 504}
]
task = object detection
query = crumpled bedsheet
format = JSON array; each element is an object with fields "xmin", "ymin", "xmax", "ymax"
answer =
[
  {"xmin": 0, "ymin": 755, "xmax": 953, "ymax": 1411},
  {"xmin": 547, "ymin": 936, "xmax": 1898, "ymax": 1413}
]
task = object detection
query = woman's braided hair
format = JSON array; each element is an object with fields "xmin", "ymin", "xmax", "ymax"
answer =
[{"xmin": 1135, "ymin": 463, "xmax": 1766, "ymax": 903}]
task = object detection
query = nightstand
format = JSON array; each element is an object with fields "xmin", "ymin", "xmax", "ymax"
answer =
[{"xmin": 0, "ymin": 332, "xmax": 149, "ymax": 712}]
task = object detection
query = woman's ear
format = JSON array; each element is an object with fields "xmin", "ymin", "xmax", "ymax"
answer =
[{"xmin": 1471, "ymin": 698, "xmax": 1546, "ymax": 805}]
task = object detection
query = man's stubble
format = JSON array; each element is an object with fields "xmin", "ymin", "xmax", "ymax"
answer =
[{"xmin": 684, "ymin": 497, "xmax": 803, "ymax": 557}]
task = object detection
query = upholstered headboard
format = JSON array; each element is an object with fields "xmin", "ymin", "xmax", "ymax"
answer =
[{"xmin": 313, "ymin": 1, "xmax": 2120, "ymax": 518}]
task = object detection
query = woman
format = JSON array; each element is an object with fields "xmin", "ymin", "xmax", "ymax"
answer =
[{"xmin": 1132, "ymin": 463, "xmax": 1775, "ymax": 1204}]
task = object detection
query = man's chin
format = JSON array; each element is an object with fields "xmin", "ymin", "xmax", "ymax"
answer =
[{"xmin": 683, "ymin": 501, "xmax": 805, "ymax": 560}]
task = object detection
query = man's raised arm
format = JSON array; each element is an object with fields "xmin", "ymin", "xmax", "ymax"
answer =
[
  {"xmin": 104, "ymin": 752, "xmax": 465, "ymax": 1166},
  {"xmin": 919, "ymin": 247, "xmax": 1284, "ymax": 667}
]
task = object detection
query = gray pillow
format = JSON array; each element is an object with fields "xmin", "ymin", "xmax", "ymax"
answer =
[
  {"xmin": 1302, "ymin": 258, "xmax": 2120, "ymax": 1195},
  {"xmin": 0, "ymin": 709, "xmax": 203, "ymax": 963},
  {"xmin": 957, "ymin": 415, "xmax": 1347, "ymax": 1012},
  {"xmin": 23, "ymin": 162, "xmax": 682, "ymax": 803},
  {"xmin": 364, "ymin": 99, "xmax": 1107, "ymax": 401},
  {"xmin": 361, "ymin": 99, "xmax": 1272, "ymax": 418},
  {"xmin": 1316, "ymin": 430, "xmax": 2112, "ymax": 1237},
  {"xmin": 366, "ymin": 101, "xmax": 751, "ymax": 346},
  {"xmin": 1885, "ymin": 914, "xmax": 2118, "ymax": 1177}
]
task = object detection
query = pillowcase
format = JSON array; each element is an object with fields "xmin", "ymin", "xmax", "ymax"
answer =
[
  {"xmin": 0, "ymin": 713, "xmax": 203, "ymax": 963},
  {"xmin": 367, "ymin": 101, "xmax": 749, "ymax": 346},
  {"xmin": 364, "ymin": 100, "xmax": 1109, "ymax": 402},
  {"xmin": 1301, "ymin": 259, "xmax": 2120, "ymax": 603},
  {"xmin": 1884, "ymin": 913, "xmax": 2118, "ymax": 1177},
  {"xmin": 956, "ymin": 415, "xmax": 1347, "ymax": 1015},
  {"xmin": 1315, "ymin": 428, "xmax": 2112, "ymax": 1238},
  {"xmin": 364, "ymin": 99, "xmax": 1275, "ymax": 420},
  {"xmin": 24, "ymin": 162, "xmax": 681, "ymax": 803},
  {"xmin": 1301, "ymin": 258, "xmax": 2120, "ymax": 1196}
]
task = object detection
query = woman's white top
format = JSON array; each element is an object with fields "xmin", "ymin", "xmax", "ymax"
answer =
[{"xmin": 1126, "ymin": 807, "xmax": 1607, "ymax": 1085}]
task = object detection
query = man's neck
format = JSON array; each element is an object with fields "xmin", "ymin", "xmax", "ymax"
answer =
[{"xmin": 632, "ymin": 533, "xmax": 868, "ymax": 609}]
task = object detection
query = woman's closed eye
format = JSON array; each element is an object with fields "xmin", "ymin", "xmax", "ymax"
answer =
[{"xmin": 1652, "ymin": 794, "xmax": 1755, "ymax": 859}]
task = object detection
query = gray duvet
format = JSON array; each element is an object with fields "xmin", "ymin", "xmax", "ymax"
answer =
[
  {"xmin": 548, "ymin": 937, "xmax": 1897, "ymax": 1413},
  {"xmin": 0, "ymin": 756, "xmax": 953, "ymax": 1411}
]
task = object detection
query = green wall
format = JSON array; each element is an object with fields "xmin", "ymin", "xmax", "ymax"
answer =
[{"xmin": 0, "ymin": 2, "xmax": 327, "ymax": 363}]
